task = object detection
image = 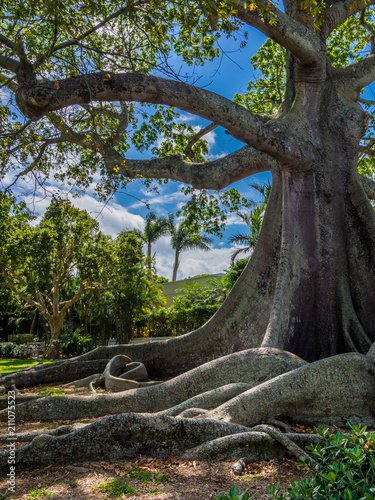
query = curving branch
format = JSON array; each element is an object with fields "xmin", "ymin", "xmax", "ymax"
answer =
[
  {"xmin": 360, "ymin": 10, "xmax": 375, "ymax": 55},
  {"xmin": 104, "ymin": 146, "xmax": 277, "ymax": 190},
  {"xmin": 0, "ymin": 72, "xmax": 17, "ymax": 92},
  {"xmin": 15, "ymin": 72, "xmax": 306, "ymax": 162},
  {"xmin": 0, "ymin": 34, "xmax": 20, "ymax": 54},
  {"xmin": 107, "ymin": 101, "xmax": 129, "ymax": 147},
  {"xmin": 334, "ymin": 55, "xmax": 375, "ymax": 95},
  {"xmin": 0, "ymin": 54, "xmax": 20, "ymax": 73},
  {"xmin": 358, "ymin": 172, "xmax": 375, "ymax": 200},
  {"xmin": 233, "ymin": 0, "xmax": 323, "ymax": 67},
  {"xmin": 184, "ymin": 122, "xmax": 218, "ymax": 161},
  {"xmin": 323, "ymin": 0, "xmax": 375, "ymax": 37}
]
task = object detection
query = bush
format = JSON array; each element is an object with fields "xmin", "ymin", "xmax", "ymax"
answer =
[
  {"xmin": 0, "ymin": 342, "xmax": 27, "ymax": 358},
  {"xmin": 134, "ymin": 304, "xmax": 219, "ymax": 338},
  {"xmin": 56, "ymin": 329, "xmax": 98, "ymax": 357},
  {"xmin": 7, "ymin": 333, "xmax": 34, "ymax": 344},
  {"xmin": 267, "ymin": 422, "xmax": 375, "ymax": 500},
  {"xmin": 216, "ymin": 485, "xmax": 250, "ymax": 500}
]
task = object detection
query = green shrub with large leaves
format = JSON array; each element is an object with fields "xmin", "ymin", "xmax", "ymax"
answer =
[{"xmin": 268, "ymin": 423, "xmax": 375, "ymax": 500}]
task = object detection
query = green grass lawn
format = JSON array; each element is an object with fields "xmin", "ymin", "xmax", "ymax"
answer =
[{"xmin": 0, "ymin": 359, "xmax": 60, "ymax": 374}]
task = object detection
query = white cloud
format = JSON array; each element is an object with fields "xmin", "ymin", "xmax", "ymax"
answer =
[
  {"xmin": 23, "ymin": 189, "xmax": 144, "ymax": 237},
  {"xmin": 129, "ymin": 186, "xmax": 188, "ymax": 210},
  {"xmin": 177, "ymin": 113, "xmax": 197, "ymax": 123},
  {"xmin": 151, "ymin": 235, "xmax": 233, "ymax": 280}
]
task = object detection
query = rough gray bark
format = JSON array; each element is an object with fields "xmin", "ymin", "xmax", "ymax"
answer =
[
  {"xmin": 0, "ymin": 359, "xmax": 108, "ymax": 390},
  {"xmin": 1, "ymin": 348, "xmax": 306, "ymax": 421}
]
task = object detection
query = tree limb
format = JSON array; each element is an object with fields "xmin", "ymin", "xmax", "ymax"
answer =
[
  {"xmin": 0, "ymin": 54, "xmax": 20, "ymax": 73},
  {"xmin": 233, "ymin": 0, "xmax": 323, "ymax": 67},
  {"xmin": 184, "ymin": 122, "xmax": 218, "ymax": 161},
  {"xmin": 105, "ymin": 146, "xmax": 277, "ymax": 190},
  {"xmin": 358, "ymin": 172, "xmax": 375, "ymax": 200},
  {"xmin": 323, "ymin": 0, "xmax": 375, "ymax": 37},
  {"xmin": 0, "ymin": 72, "xmax": 17, "ymax": 92},
  {"xmin": 0, "ymin": 34, "xmax": 20, "ymax": 54},
  {"xmin": 107, "ymin": 101, "xmax": 129, "ymax": 147},
  {"xmin": 360, "ymin": 10, "xmax": 375, "ymax": 55},
  {"xmin": 334, "ymin": 55, "xmax": 375, "ymax": 95},
  {"xmin": 16, "ymin": 73, "xmax": 306, "ymax": 161}
]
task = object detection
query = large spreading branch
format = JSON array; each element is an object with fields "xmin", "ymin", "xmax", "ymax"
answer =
[
  {"xmin": 334, "ymin": 55, "xmax": 375, "ymax": 95},
  {"xmin": 114, "ymin": 147, "xmax": 278, "ymax": 190},
  {"xmin": 358, "ymin": 172, "xmax": 375, "ymax": 200},
  {"xmin": 233, "ymin": 0, "xmax": 323, "ymax": 67},
  {"xmin": 323, "ymin": 0, "xmax": 375, "ymax": 37},
  {"xmin": 15, "ymin": 72, "xmax": 310, "ymax": 162},
  {"xmin": 0, "ymin": 54, "xmax": 20, "ymax": 73}
]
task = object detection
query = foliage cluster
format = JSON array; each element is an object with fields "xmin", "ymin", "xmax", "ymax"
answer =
[
  {"xmin": 216, "ymin": 485, "xmax": 250, "ymax": 500},
  {"xmin": 93, "ymin": 478, "xmax": 136, "ymax": 498},
  {"xmin": 0, "ymin": 342, "xmax": 30, "ymax": 358},
  {"xmin": 54, "ymin": 329, "xmax": 98, "ymax": 357},
  {"xmin": 0, "ymin": 194, "xmax": 165, "ymax": 347},
  {"xmin": 135, "ymin": 272, "xmax": 242, "ymax": 337},
  {"xmin": 267, "ymin": 423, "xmax": 375, "ymax": 500}
]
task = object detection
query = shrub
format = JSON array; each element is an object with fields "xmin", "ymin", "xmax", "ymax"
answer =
[
  {"xmin": 7, "ymin": 333, "xmax": 34, "ymax": 344},
  {"xmin": 93, "ymin": 478, "xmax": 136, "ymax": 497},
  {"xmin": 216, "ymin": 485, "xmax": 250, "ymax": 500},
  {"xmin": 0, "ymin": 342, "xmax": 27, "ymax": 358},
  {"xmin": 267, "ymin": 422, "xmax": 375, "ymax": 500},
  {"xmin": 56, "ymin": 329, "xmax": 98, "ymax": 357}
]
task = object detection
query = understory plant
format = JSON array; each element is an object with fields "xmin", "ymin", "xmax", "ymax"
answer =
[
  {"xmin": 216, "ymin": 485, "xmax": 250, "ymax": 500},
  {"xmin": 56, "ymin": 328, "xmax": 98, "ymax": 357},
  {"xmin": 267, "ymin": 423, "xmax": 375, "ymax": 500},
  {"xmin": 93, "ymin": 478, "xmax": 136, "ymax": 498}
]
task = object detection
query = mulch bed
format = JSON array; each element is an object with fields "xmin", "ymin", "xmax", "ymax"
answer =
[{"xmin": 0, "ymin": 385, "xmax": 314, "ymax": 499}]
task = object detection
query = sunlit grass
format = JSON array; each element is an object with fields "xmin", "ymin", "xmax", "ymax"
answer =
[{"xmin": 0, "ymin": 359, "xmax": 59, "ymax": 374}]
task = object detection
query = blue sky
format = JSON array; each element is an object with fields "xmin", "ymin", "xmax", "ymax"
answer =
[
  {"xmin": 103, "ymin": 30, "xmax": 272, "ymax": 280},
  {"xmin": 4, "ymin": 27, "xmax": 275, "ymax": 281}
]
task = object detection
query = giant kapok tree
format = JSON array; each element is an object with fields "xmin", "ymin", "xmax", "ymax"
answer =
[{"xmin": 1, "ymin": 0, "xmax": 375, "ymax": 471}]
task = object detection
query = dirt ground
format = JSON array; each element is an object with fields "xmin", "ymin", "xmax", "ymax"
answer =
[{"xmin": 0, "ymin": 384, "xmax": 312, "ymax": 500}]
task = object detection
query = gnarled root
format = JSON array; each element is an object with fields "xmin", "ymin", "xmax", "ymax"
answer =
[
  {"xmin": 181, "ymin": 431, "xmax": 320, "ymax": 462},
  {"xmin": 0, "ymin": 422, "xmax": 87, "ymax": 444},
  {"xmin": 204, "ymin": 353, "xmax": 375, "ymax": 427},
  {"xmin": 158, "ymin": 383, "xmax": 254, "ymax": 417},
  {"xmin": 0, "ymin": 359, "xmax": 108, "ymax": 390},
  {"xmin": 0, "ymin": 413, "xmax": 250, "ymax": 472},
  {"xmin": 1, "ymin": 348, "xmax": 305, "ymax": 422}
]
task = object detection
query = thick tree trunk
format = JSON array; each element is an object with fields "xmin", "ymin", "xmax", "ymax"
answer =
[
  {"xmin": 6, "ymin": 153, "xmax": 374, "ymax": 387},
  {"xmin": 44, "ymin": 313, "xmax": 66, "ymax": 356}
]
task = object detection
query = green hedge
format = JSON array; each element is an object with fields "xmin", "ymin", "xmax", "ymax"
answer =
[{"xmin": 134, "ymin": 304, "xmax": 219, "ymax": 337}]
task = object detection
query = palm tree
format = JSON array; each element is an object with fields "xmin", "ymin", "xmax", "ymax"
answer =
[
  {"xmin": 135, "ymin": 211, "xmax": 170, "ymax": 272},
  {"xmin": 169, "ymin": 215, "xmax": 213, "ymax": 281},
  {"xmin": 228, "ymin": 181, "xmax": 272, "ymax": 263}
]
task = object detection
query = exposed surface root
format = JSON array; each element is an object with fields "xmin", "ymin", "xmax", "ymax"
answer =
[
  {"xmin": 158, "ymin": 383, "xmax": 254, "ymax": 416},
  {"xmin": 0, "ymin": 422, "xmax": 87, "ymax": 443},
  {"xmin": 0, "ymin": 396, "xmax": 43, "ymax": 411},
  {"xmin": 203, "ymin": 353, "xmax": 375, "ymax": 427},
  {"xmin": 251, "ymin": 425, "xmax": 316, "ymax": 465},
  {"xmin": 180, "ymin": 431, "xmax": 320, "ymax": 461},
  {"xmin": 64, "ymin": 373, "xmax": 103, "ymax": 388},
  {"xmin": 0, "ymin": 348, "xmax": 305, "ymax": 422},
  {"xmin": 0, "ymin": 413, "xmax": 250, "ymax": 472},
  {"xmin": 0, "ymin": 359, "xmax": 108, "ymax": 389},
  {"xmin": 104, "ymin": 355, "xmax": 161, "ymax": 391}
]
